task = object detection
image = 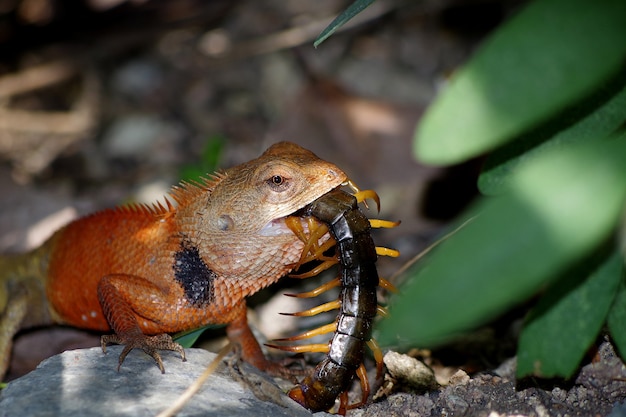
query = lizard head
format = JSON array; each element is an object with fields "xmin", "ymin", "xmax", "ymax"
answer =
[{"xmin": 178, "ymin": 142, "xmax": 347, "ymax": 237}]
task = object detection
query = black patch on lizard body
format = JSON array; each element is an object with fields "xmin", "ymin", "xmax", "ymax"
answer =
[{"xmin": 173, "ymin": 240, "xmax": 216, "ymax": 306}]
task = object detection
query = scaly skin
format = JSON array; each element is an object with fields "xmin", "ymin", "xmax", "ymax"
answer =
[{"xmin": 0, "ymin": 142, "xmax": 347, "ymax": 378}]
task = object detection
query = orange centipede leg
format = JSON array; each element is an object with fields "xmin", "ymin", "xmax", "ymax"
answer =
[
  {"xmin": 289, "ymin": 258, "xmax": 338, "ymax": 279},
  {"xmin": 346, "ymin": 363, "xmax": 370, "ymax": 410},
  {"xmin": 285, "ymin": 216, "xmax": 309, "ymax": 244},
  {"xmin": 280, "ymin": 300, "xmax": 341, "ymax": 317},
  {"xmin": 265, "ymin": 342, "xmax": 329, "ymax": 354},
  {"xmin": 338, "ymin": 391, "xmax": 350, "ymax": 415},
  {"xmin": 272, "ymin": 322, "xmax": 337, "ymax": 342},
  {"xmin": 378, "ymin": 277, "xmax": 398, "ymax": 293},
  {"xmin": 376, "ymin": 305, "xmax": 389, "ymax": 318},
  {"xmin": 367, "ymin": 338, "xmax": 384, "ymax": 381},
  {"xmin": 376, "ymin": 247, "xmax": 400, "ymax": 258},
  {"xmin": 298, "ymin": 223, "xmax": 331, "ymax": 264},
  {"xmin": 284, "ymin": 277, "xmax": 340, "ymax": 298},
  {"xmin": 369, "ymin": 219, "xmax": 401, "ymax": 229}
]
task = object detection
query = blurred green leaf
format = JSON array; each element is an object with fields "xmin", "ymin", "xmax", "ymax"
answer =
[
  {"xmin": 516, "ymin": 251, "xmax": 622, "ymax": 378},
  {"xmin": 378, "ymin": 139, "xmax": 626, "ymax": 348},
  {"xmin": 179, "ymin": 135, "xmax": 225, "ymax": 183},
  {"xmin": 414, "ymin": 0, "xmax": 626, "ymax": 165},
  {"xmin": 479, "ymin": 82, "xmax": 626, "ymax": 195},
  {"xmin": 607, "ymin": 274, "xmax": 626, "ymax": 361},
  {"xmin": 314, "ymin": 0, "xmax": 375, "ymax": 47}
]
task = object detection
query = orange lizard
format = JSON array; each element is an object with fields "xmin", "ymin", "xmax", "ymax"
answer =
[{"xmin": 0, "ymin": 141, "xmax": 348, "ymax": 379}]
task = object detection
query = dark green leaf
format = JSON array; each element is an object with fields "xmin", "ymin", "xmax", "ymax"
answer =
[
  {"xmin": 174, "ymin": 326, "xmax": 216, "ymax": 348},
  {"xmin": 378, "ymin": 139, "xmax": 626, "ymax": 348},
  {"xmin": 479, "ymin": 82, "xmax": 626, "ymax": 195},
  {"xmin": 607, "ymin": 272, "xmax": 626, "ymax": 361},
  {"xmin": 516, "ymin": 251, "xmax": 622, "ymax": 378},
  {"xmin": 314, "ymin": 0, "xmax": 375, "ymax": 47},
  {"xmin": 415, "ymin": 0, "xmax": 626, "ymax": 165}
]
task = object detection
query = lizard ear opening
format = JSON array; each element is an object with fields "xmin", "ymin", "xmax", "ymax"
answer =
[{"xmin": 217, "ymin": 214, "xmax": 235, "ymax": 231}]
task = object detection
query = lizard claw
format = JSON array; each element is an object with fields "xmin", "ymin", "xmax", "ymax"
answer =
[{"xmin": 101, "ymin": 333, "xmax": 186, "ymax": 373}]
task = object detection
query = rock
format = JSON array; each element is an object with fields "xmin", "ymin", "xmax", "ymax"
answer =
[
  {"xmin": 383, "ymin": 351, "xmax": 439, "ymax": 391},
  {"xmin": 0, "ymin": 346, "xmax": 329, "ymax": 417}
]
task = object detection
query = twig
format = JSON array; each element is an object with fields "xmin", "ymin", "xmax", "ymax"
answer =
[
  {"xmin": 155, "ymin": 342, "xmax": 233, "ymax": 417},
  {"xmin": 0, "ymin": 60, "xmax": 77, "ymax": 99},
  {"xmin": 389, "ymin": 215, "xmax": 477, "ymax": 282}
]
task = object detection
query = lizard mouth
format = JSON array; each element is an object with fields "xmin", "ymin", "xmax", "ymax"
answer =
[{"xmin": 259, "ymin": 217, "xmax": 305, "ymax": 237}]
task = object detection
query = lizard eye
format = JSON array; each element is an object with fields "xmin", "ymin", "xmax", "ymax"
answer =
[{"xmin": 267, "ymin": 175, "xmax": 290, "ymax": 191}]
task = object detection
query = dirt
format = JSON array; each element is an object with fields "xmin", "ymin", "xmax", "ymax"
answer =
[{"xmin": 362, "ymin": 339, "xmax": 626, "ymax": 416}]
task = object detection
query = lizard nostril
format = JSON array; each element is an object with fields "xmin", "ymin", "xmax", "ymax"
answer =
[{"xmin": 326, "ymin": 167, "xmax": 340, "ymax": 181}]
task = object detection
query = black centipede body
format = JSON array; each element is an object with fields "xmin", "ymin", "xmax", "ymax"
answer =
[{"xmin": 290, "ymin": 188, "xmax": 380, "ymax": 411}]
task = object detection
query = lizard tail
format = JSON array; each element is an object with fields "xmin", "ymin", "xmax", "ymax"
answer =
[{"xmin": 0, "ymin": 245, "xmax": 55, "ymax": 378}]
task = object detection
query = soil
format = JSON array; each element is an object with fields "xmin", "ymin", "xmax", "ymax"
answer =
[{"xmin": 360, "ymin": 338, "xmax": 626, "ymax": 416}]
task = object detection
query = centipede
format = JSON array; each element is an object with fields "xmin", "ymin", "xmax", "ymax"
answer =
[{"xmin": 269, "ymin": 182, "xmax": 399, "ymax": 413}]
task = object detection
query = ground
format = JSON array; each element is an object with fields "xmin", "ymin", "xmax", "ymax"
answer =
[{"xmin": 1, "ymin": 1, "xmax": 624, "ymax": 415}]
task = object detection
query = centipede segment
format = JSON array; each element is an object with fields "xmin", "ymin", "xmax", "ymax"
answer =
[{"xmin": 275, "ymin": 186, "xmax": 399, "ymax": 413}]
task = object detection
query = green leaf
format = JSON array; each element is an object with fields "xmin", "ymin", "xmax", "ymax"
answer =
[
  {"xmin": 314, "ymin": 0, "xmax": 375, "ymax": 48},
  {"xmin": 378, "ymin": 139, "xmax": 626, "ymax": 348},
  {"xmin": 174, "ymin": 326, "xmax": 221, "ymax": 348},
  {"xmin": 607, "ymin": 273, "xmax": 626, "ymax": 361},
  {"xmin": 479, "ymin": 81, "xmax": 626, "ymax": 195},
  {"xmin": 516, "ymin": 251, "xmax": 623, "ymax": 378},
  {"xmin": 414, "ymin": 0, "xmax": 626, "ymax": 165},
  {"xmin": 179, "ymin": 135, "xmax": 225, "ymax": 183}
]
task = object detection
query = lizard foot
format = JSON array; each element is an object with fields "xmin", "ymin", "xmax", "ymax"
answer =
[{"xmin": 101, "ymin": 333, "xmax": 186, "ymax": 373}]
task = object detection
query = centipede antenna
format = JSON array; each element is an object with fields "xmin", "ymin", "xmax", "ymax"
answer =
[
  {"xmin": 376, "ymin": 246, "xmax": 400, "ymax": 258},
  {"xmin": 376, "ymin": 305, "xmax": 389, "ymax": 317},
  {"xmin": 284, "ymin": 277, "xmax": 341, "ymax": 298},
  {"xmin": 369, "ymin": 219, "xmax": 401, "ymax": 229},
  {"xmin": 289, "ymin": 258, "xmax": 339, "ymax": 279},
  {"xmin": 378, "ymin": 277, "xmax": 398, "ymax": 293},
  {"xmin": 265, "ymin": 343, "xmax": 329, "ymax": 354},
  {"xmin": 272, "ymin": 322, "xmax": 337, "ymax": 342},
  {"xmin": 280, "ymin": 300, "xmax": 341, "ymax": 317},
  {"xmin": 367, "ymin": 339, "xmax": 384, "ymax": 381},
  {"xmin": 343, "ymin": 179, "xmax": 361, "ymax": 194}
]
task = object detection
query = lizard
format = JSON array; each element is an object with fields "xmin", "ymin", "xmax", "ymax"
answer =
[{"xmin": 0, "ymin": 141, "xmax": 348, "ymax": 379}]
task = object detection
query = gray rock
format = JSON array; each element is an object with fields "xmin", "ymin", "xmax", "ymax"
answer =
[{"xmin": 0, "ymin": 346, "xmax": 330, "ymax": 417}]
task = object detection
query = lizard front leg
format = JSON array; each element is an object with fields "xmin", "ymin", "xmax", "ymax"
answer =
[
  {"xmin": 97, "ymin": 274, "xmax": 185, "ymax": 373},
  {"xmin": 226, "ymin": 301, "xmax": 300, "ymax": 379}
]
